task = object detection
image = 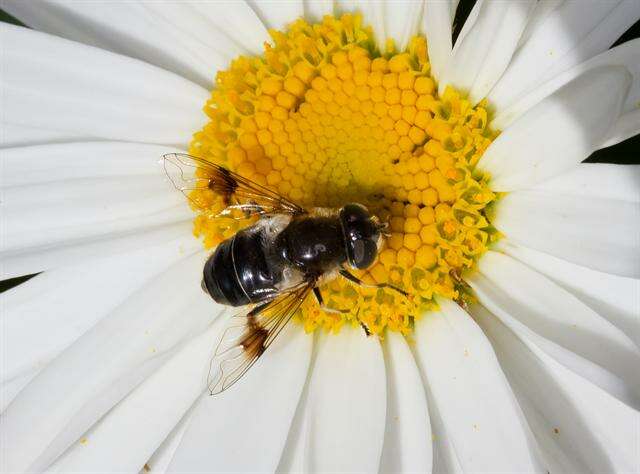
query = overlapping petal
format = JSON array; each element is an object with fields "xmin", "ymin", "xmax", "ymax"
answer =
[
  {"xmin": 439, "ymin": 0, "xmax": 536, "ymax": 104},
  {"xmin": 3, "ymin": 177, "xmax": 186, "ymax": 251},
  {"xmin": 423, "ymin": 0, "xmax": 458, "ymax": 81},
  {"xmin": 47, "ymin": 318, "xmax": 226, "ymax": 473},
  {"xmin": 165, "ymin": 322, "xmax": 312, "ymax": 473},
  {"xmin": 1, "ymin": 369, "xmax": 37, "ymax": 413},
  {"xmin": 474, "ymin": 305, "xmax": 640, "ymax": 473},
  {"xmin": 600, "ymin": 109, "xmax": 640, "ymax": 149},
  {"xmin": 247, "ymin": 0, "xmax": 304, "ymax": 32},
  {"xmin": 1, "ymin": 233, "xmax": 199, "ymax": 388},
  {"xmin": 471, "ymin": 251, "xmax": 640, "ymax": 407},
  {"xmin": 492, "ymin": 187, "xmax": 640, "ymax": 277},
  {"xmin": 478, "ymin": 66, "xmax": 630, "ymax": 191},
  {"xmin": 412, "ymin": 298, "xmax": 541, "ymax": 472},
  {"xmin": 0, "ymin": 251, "xmax": 218, "ymax": 472},
  {"xmin": 1, "ymin": 1, "xmax": 269, "ymax": 88},
  {"xmin": 145, "ymin": 411, "xmax": 194, "ymax": 474},
  {"xmin": 528, "ymin": 162, "xmax": 640, "ymax": 202},
  {"xmin": 383, "ymin": 0, "xmax": 424, "ymax": 52},
  {"xmin": 333, "ymin": 0, "xmax": 423, "ymax": 53},
  {"xmin": 1, "ymin": 221, "xmax": 193, "ymax": 282},
  {"xmin": 517, "ymin": 0, "xmax": 563, "ymax": 48},
  {"xmin": 278, "ymin": 327, "xmax": 386, "ymax": 473},
  {"xmin": 492, "ymin": 38, "xmax": 640, "ymax": 131},
  {"xmin": 0, "ymin": 142, "xmax": 193, "ymax": 279},
  {"xmin": 379, "ymin": 332, "xmax": 432, "ymax": 473},
  {"xmin": 497, "ymin": 241, "xmax": 640, "ymax": 349},
  {"xmin": 1, "ymin": 25, "xmax": 208, "ymax": 148},
  {"xmin": 487, "ymin": 0, "xmax": 640, "ymax": 111},
  {"xmin": 1, "ymin": 142, "xmax": 181, "ymax": 187}
]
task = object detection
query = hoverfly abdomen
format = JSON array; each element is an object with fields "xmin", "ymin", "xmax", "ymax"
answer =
[{"xmin": 203, "ymin": 227, "xmax": 283, "ymax": 306}]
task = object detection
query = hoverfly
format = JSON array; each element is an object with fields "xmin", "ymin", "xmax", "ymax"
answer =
[{"xmin": 163, "ymin": 153, "xmax": 406, "ymax": 395}]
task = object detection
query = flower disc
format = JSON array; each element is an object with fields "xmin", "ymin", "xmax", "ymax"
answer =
[{"xmin": 189, "ymin": 14, "xmax": 500, "ymax": 334}]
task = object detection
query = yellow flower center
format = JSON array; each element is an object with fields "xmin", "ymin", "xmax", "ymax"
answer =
[{"xmin": 188, "ymin": 14, "xmax": 499, "ymax": 335}]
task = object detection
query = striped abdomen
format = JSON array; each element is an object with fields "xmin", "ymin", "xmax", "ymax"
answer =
[{"xmin": 202, "ymin": 227, "xmax": 282, "ymax": 306}]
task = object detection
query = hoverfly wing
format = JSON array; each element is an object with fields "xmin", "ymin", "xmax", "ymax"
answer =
[
  {"xmin": 207, "ymin": 281, "xmax": 314, "ymax": 395},
  {"xmin": 163, "ymin": 153, "xmax": 306, "ymax": 218}
]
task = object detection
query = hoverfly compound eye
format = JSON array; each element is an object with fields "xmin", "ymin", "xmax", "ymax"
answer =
[{"xmin": 340, "ymin": 204, "xmax": 380, "ymax": 270}]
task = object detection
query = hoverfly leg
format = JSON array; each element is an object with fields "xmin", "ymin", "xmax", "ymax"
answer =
[
  {"xmin": 354, "ymin": 308, "xmax": 371, "ymax": 337},
  {"xmin": 312, "ymin": 287, "xmax": 349, "ymax": 314},
  {"xmin": 339, "ymin": 267, "xmax": 408, "ymax": 298}
]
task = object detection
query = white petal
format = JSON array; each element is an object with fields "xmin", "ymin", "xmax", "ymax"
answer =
[
  {"xmin": 449, "ymin": 0, "xmax": 480, "ymax": 46},
  {"xmin": 0, "ymin": 233, "xmax": 199, "ymax": 385},
  {"xmin": 471, "ymin": 251, "xmax": 640, "ymax": 407},
  {"xmin": 1, "ymin": 368, "xmax": 38, "ymax": 413},
  {"xmin": 1, "ymin": 123, "xmax": 84, "ymax": 147},
  {"xmin": 334, "ymin": 0, "xmax": 359, "ymax": 15},
  {"xmin": 477, "ymin": 288, "xmax": 640, "ymax": 411},
  {"xmin": 1, "ymin": 141, "xmax": 184, "ymax": 187},
  {"xmin": 1, "ymin": 24, "xmax": 208, "ymax": 148},
  {"xmin": 479, "ymin": 67, "xmax": 630, "ymax": 191},
  {"xmin": 517, "ymin": 0, "xmax": 564, "ymax": 48},
  {"xmin": 600, "ymin": 109, "xmax": 640, "ymax": 149},
  {"xmin": 379, "ymin": 332, "xmax": 432, "ymax": 473},
  {"xmin": 384, "ymin": 0, "xmax": 424, "ymax": 52},
  {"xmin": 333, "ymin": 0, "xmax": 386, "ymax": 52},
  {"xmin": 493, "ymin": 38, "xmax": 640, "ymax": 130},
  {"xmin": 166, "ymin": 321, "xmax": 312, "ymax": 473},
  {"xmin": 488, "ymin": 0, "xmax": 640, "ymax": 112},
  {"xmin": 473, "ymin": 304, "xmax": 640, "ymax": 473},
  {"xmin": 1, "ymin": 143, "xmax": 194, "ymax": 278},
  {"xmin": 439, "ymin": 0, "xmax": 536, "ymax": 105},
  {"xmin": 47, "ymin": 319, "xmax": 227, "ymax": 473},
  {"xmin": 427, "ymin": 383, "xmax": 464, "ymax": 474},
  {"xmin": 423, "ymin": 0, "xmax": 456, "ymax": 81},
  {"xmin": 185, "ymin": 2, "xmax": 271, "ymax": 56},
  {"xmin": 493, "ymin": 189, "xmax": 640, "ymax": 277},
  {"xmin": 145, "ymin": 411, "xmax": 194, "ymax": 474},
  {"xmin": 2, "ymin": 177, "xmax": 187, "ymax": 253},
  {"xmin": 412, "ymin": 298, "xmax": 540, "ymax": 472},
  {"xmin": 1, "ymin": 1, "xmax": 265, "ymax": 88},
  {"xmin": 340, "ymin": 0, "xmax": 427, "ymax": 55},
  {"xmin": 1, "ymin": 220, "xmax": 193, "ymax": 281},
  {"xmin": 246, "ymin": 0, "xmax": 303, "ymax": 31},
  {"xmin": 304, "ymin": 0, "xmax": 334, "ymax": 22},
  {"xmin": 0, "ymin": 251, "xmax": 221, "ymax": 472},
  {"xmin": 278, "ymin": 327, "xmax": 386, "ymax": 473},
  {"xmin": 529, "ymin": 163, "xmax": 640, "ymax": 202},
  {"xmin": 497, "ymin": 241, "xmax": 640, "ymax": 349}
]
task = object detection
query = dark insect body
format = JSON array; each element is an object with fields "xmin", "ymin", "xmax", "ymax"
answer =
[
  {"xmin": 163, "ymin": 153, "xmax": 406, "ymax": 395},
  {"xmin": 203, "ymin": 205, "xmax": 380, "ymax": 307}
]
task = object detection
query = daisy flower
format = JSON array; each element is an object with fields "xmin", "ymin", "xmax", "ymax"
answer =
[{"xmin": 1, "ymin": 1, "xmax": 639, "ymax": 473}]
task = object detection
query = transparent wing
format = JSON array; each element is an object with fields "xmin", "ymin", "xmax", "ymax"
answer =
[
  {"xmin": 163, "ymin": 153, "xmax": 306, "ymax": 218},
  {"xmin": 207, "ymin": 281, "xmax": 314, "ymax": 395}
]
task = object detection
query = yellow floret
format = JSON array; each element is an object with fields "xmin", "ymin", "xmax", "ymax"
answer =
[{"xmin": 188, "ymin": 13, "xmax": 499, "ymax": 335}]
